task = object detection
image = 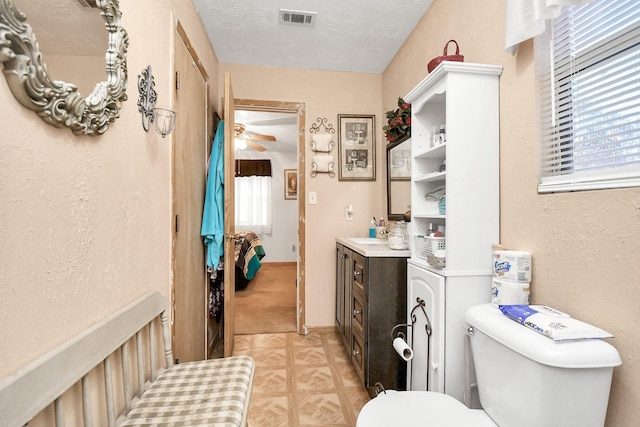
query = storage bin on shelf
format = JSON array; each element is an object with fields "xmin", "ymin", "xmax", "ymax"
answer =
[{"xmin": 416, "ymin": 235, "xmax": 446, "ymax": 268}]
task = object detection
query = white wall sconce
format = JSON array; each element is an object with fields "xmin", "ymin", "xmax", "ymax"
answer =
[{"xmin": 137, "ymin": 65, "xmax": 177, "ymax": 138}]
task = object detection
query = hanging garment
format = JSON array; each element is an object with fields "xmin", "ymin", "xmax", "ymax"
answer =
[
  {"xmin": 201, "ymin": 120, "xmax": 225, "ymax": 268},
  {"xmin": 209, "ymin": 267, "xmax": 224, "ymax": 319}
]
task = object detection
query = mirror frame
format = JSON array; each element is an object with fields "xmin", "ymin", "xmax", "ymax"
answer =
[
  {"xmin": 0, "ymin": 0, "xmax": 128, "ymax": 135},
  {"xmin": 386, "ymin": 135, "xmax": 411, "ymax": 222}
]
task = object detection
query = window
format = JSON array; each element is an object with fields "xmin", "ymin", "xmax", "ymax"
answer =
[
  {"xmin": 536, "ymin": 0, "xmax": 640, "ymax": 192},
  {"xmin": 235, "ymin": 160, "xmax": 272, "ymax": 234}
]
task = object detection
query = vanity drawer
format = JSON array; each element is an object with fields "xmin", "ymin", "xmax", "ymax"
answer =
[
  {"xmin": 352, "ymin": 292, "xmax": 365, "ymax": 339},
  {"xmin": 352, "ymin": 252, "xmax": 366, "ymax": 298},
  {"xmin": 351, "ymin": 334, "xmax": 365, "ymax": 381}
]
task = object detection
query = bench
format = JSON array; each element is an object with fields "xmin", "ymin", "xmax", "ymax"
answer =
[{"xmin": 0, "ymin": 292, "xmax": 254, "ymax": 427}]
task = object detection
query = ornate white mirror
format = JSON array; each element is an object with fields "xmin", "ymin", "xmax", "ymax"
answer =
[{"xmin": 0, "ymin": 0, "xmax": 128, "ymax": 135}]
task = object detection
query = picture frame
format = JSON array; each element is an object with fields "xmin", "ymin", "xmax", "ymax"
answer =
[
  {"xmin": 284, "ymin": 168, "xmax": 298, "ymax": 200},
  {"xmin": 337, "ymin": 114, "xmax": 376, "ymax": 181}
]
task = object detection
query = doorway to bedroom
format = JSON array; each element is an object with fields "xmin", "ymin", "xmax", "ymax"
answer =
[{"xmin": 232, "ymin": 101, "xmax": 305, "ymax": 335}]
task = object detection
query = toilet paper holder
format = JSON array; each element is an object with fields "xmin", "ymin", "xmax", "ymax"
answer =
[
  {"xmin": 388, "ymin": 298, "xmax": 434, "ymax": 391},
  {"xmin": 391, "ymin": 297, "xmax": 433, "ymax": 341}
]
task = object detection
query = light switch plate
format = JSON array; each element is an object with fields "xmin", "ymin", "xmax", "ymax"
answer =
[{"xmin": 309, "ymin": 191, "xmax": 317, "ymax": 204}]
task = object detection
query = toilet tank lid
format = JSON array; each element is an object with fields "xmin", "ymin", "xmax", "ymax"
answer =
[{"xmin": 465, "ymin": 304, "xmax": 622, "ymax": 369}]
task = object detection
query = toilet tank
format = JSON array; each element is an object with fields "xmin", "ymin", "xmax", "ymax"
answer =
[{"xmin": 465, "ymin": 304, "xmax": 621, "ymax": 427}]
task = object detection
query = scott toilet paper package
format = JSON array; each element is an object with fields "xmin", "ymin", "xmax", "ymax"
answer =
[{"xmin": 493, "ymin": 250, "xmax": 531, "ymax": 282}]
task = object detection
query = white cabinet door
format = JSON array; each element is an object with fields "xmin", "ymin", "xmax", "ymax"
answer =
[{"xmin": 407, "ymin": 261, "xmax": 445, "ymax": 392}]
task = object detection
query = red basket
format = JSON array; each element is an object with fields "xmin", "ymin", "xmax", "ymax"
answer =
[{"xmin": 427, "ymin": 40, "xmax": 464, "ymax": 73}]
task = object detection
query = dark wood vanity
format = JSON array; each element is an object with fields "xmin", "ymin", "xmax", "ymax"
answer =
[{"xmin": 336, "ymin": 237, "xmax": 409, "ymax": 395}]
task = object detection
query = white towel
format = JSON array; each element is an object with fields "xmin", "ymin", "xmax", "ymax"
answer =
[
  {"xmin": 312, "ymin": 154, "xmax": 334, "ymax": 172},
  {"xmin": 504, "ymin": 0, "xmax": 594, "ymax": 54}
]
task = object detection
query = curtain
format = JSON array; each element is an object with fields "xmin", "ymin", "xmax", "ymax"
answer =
[
  {"xmin": 235, "ymin": 176, "xmax": 272, "ymax": 234},
  {"xmin": 505, "ymin": 0, "xmax": 594, "ymax": 54}
]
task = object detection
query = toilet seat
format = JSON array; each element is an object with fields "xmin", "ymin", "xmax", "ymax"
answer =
[{"xmin": 356, "ymin": 391, "xmax": 497, "ymax": 427}]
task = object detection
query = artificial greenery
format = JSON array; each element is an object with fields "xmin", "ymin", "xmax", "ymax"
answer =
[{"xmin": 383, "ymin": 97, "xmax": 411, "ymax": 143}]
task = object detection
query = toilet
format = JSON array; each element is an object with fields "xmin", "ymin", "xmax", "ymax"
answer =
[{"xmin": 357, "ymin": 304, "xmax": 621, "ymax": 427}]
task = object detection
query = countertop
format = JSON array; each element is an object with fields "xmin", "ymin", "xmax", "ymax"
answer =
[{"xmin": 336, "ymin": 237, "xmax": 411, "ymax": 258}]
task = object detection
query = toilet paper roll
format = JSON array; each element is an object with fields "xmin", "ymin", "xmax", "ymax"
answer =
[
  {"xmin": 491, "ymin": 277, "xmax": 530, "ymax": 307},
  {"xmin": 393, "ymin": 337, "xmax": 413, "ymax": 361}
]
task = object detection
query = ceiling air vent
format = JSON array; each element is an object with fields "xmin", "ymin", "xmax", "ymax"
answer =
[
  {"xmin": 279, "ymin": 9, "xmax": 316, "ymax": 26},
  {"xmin": 76, "ymin": 0, "xmax": 99, "ymax": 8}
]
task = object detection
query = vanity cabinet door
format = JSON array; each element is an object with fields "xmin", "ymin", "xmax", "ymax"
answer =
[
  {"xmin": 336, "ymin": 245, "xmax": 346, "ymax": 334},
  {"xmin": 365, "ymin": 257, "xmax": 407, "ymax": 392},
  {"xmin": 336, "ymin": 244, "xmax": 353, "ymax": 351}
]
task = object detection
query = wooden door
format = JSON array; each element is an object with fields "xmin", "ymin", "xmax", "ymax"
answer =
[
  {"xmin": 223, "ymin": 73, "xmax": 236, "ymax": 356},
  {"xmin": 171, "ymin": 31, "xmax": 208, "ymax": 363}
]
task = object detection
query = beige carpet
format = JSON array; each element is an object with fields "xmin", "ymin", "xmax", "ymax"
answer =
[{"xmin": 235, "ymin": 262, "xmax": 297, "ymax": 335}]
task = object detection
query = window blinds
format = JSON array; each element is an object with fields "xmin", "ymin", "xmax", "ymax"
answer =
[{"xmin": 536, "ymin": 0, "xmax": 640, "ymax": 192}]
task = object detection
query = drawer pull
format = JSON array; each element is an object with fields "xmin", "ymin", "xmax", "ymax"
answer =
[
  {"xmin": 353, "ymin": 271, "xmax": 362, "ymax": 276},
  {"xmin": 353, "ymin": 349, "xmax": 360, "ymax": 356},
  {"xmin": 353, "ymin": 309, "xmax": 361, "ymax": 316}
]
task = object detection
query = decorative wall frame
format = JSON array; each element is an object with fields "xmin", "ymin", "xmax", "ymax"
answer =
[
  {"xmin": 309, "ymin": 117, "xmax": 336, "ymax": 178},
  {"xmin": 284, "ymin": 168, "xmax": 298, "ymax": 200},
  {"xmin": 0, "ymin": 0, "xmax": 129, "ymax": 136},
  {"xmin": 337, "ymin": 114, "xmax": 376, "ymax": 181}
]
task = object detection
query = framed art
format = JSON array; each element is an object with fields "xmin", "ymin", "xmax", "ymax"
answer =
[
  {"xmin": 337, "ymin": 114, "xmax": 376, "ymax": 181},
  {"xmin": 284, "ymin": 168, "xmax": 298, "ymax": 200}
]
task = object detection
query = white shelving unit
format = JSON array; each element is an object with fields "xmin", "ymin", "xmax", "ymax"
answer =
[{"xmin": 403, "ymin": 62, "xmax": 503, "ymax": 402}]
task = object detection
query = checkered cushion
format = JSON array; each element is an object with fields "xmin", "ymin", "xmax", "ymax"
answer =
[{"xmin": 121, "ymin": 356, "xmax": 254, "ymax": 426}]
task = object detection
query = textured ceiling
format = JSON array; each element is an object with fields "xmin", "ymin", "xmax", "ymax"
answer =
[{"xmin": 193, "ymin": 0, "xmax": 433, "ymax": 73}]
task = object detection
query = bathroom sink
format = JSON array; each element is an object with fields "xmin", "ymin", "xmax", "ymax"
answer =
[{"xmin": 349, "ymin": 238, "xmax": 386, "ymax": 245}]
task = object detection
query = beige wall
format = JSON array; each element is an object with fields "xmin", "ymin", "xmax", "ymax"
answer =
[
  {"xmin": 0, "ymin": 0, "xmax": 218, "ymax": 379},
  {"xmin": 218, "ymin": 63, "xmax": 384, "ymax": 326},
  {"xmin": 382, "ymin": 0, "xmax": 639, "ymax": 425}
]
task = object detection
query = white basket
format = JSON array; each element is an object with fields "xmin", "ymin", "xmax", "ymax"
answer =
[
  {"xmin": 424, "ymin": 236, "xmax": 446, "ymax": 255},
  {"xmin": 416, "ymin": 236, "xmax": 446, "ymax": 261}
]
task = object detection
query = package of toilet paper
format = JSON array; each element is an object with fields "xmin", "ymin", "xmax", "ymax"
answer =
[
  {"xmin": 493, "ymin": 250, "xmax": 531, "ymax": 282},
  {"xmin": 498, "ymin": 304, "xmax": 613, "ymax": 341}
]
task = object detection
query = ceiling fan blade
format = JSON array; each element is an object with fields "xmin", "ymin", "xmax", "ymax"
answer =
[
  {"xmin": 245, "ymin": 132, "xmax": 276, "ymax": 142},
  {"xmin": 246, "ymin": 139, "xmax": 267, "ymax": 151}
]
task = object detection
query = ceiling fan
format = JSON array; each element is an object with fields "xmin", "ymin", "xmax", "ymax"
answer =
[{"xmin": 234, "ymin": 123, "xmax": 276, "ymax": 151}]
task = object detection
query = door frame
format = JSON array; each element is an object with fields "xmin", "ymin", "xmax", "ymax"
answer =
[{"xmin": 234, "ymin": 99, "xmax": 307, "ymax": 335}]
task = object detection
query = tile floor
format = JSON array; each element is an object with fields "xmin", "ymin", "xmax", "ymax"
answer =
[{"xmin": 232, "ymin": 328, "xmax": 372, "ymax": 427}]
